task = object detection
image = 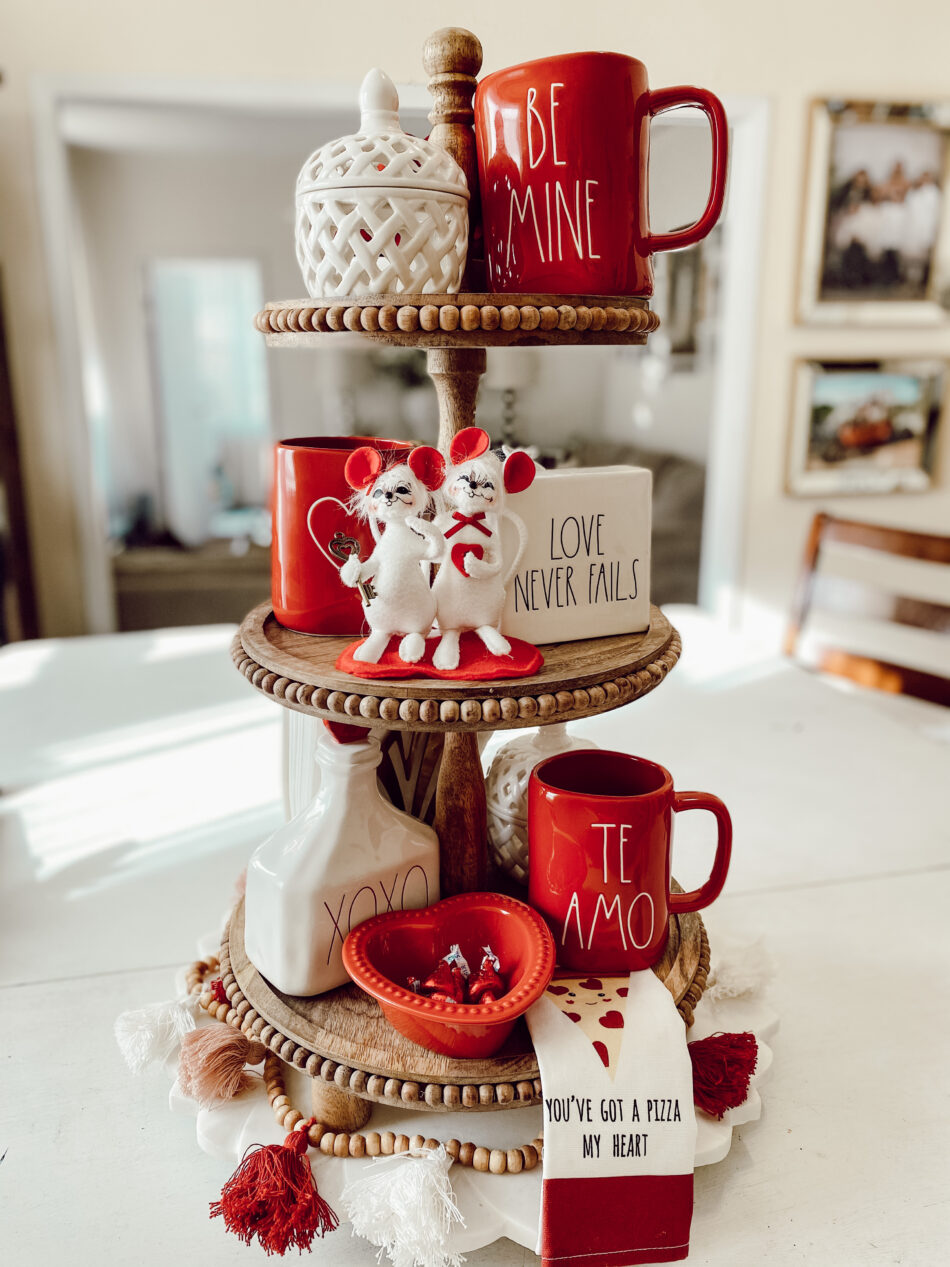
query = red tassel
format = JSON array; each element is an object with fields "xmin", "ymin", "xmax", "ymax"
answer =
[
  {"xmin": 210, "ymin": 978, "xmax": 229, "ymax": 1006},
  {"xmin": 688, "ymin": 1031, "xmax": 758, "ymax": 1119},
  {"xmin": 211, "ymin": 1119, "xmax": 338, "ymax": 1256}
]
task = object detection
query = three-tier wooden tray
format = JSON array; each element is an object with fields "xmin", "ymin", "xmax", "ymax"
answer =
[{"xmin": 228, "ymin": 25, "xmax": 703, "ymax": 1131}]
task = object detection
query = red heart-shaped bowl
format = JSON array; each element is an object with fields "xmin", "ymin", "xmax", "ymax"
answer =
[{"xmin": 342, "ymin": 893, "xmax": 556, "ymax": 1058}]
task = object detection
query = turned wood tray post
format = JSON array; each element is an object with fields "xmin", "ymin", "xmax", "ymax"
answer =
[
  {"xmin": 424, "ymin": 25, "xmax": 483, "ymax": 290},
  {"xmin": 426, "ymin": 26, "xmax": 491, "ymax": 896},
  {"xmin": 427, "ymin": 347, "xmax": 489, "ymax": 896}
]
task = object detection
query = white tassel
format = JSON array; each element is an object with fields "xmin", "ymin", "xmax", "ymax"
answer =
[
  {"xmin": 341, "ymin": 1146, "xmax": 465, "ymax": 1267},
  {"xmin": 114, "ymin": 995, "xmax": 198, "ymax": 1073},
  {"xmin": 705, "ymin": 935, "xmax": 775, "ymax": 1003}
]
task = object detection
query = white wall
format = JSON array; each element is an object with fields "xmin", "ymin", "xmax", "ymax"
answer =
[{"xmin": 4, "ymin": 0, "xmax": 950, "ymax": 636}]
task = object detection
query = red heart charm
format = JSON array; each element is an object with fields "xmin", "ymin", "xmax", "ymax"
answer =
[
  {"xmin": 576, "ymin": 977, "xmax": 603, "ymax": 991},
  {"xmin": 593, "ymin": 1041, "xmax": 610, "ymax": 1069},
  {"xmin": 451, "ymin": 541, "xmax": 484, "ymax": 577},
  {"xmin": 599, "ymin": 1010, "xmax": 625, "ymax": 1029}
]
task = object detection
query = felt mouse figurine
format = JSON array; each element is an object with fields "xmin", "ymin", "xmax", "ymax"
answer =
[
  {"xmin": 431, "ymin": 427, "xmax": 536, "ymax": 671},
  {"xmin": 340, "ymin": 445, "xmax": 445, "ymax": 664}
]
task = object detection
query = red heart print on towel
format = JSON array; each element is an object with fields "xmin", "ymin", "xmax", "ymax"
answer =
[
  {"xmin": 451, "ymin": 541, "xmax": 484, "ymax": 577},
  {"xmin": 545, "ymin": 976, "xmax": 630, "ymax": 1076}
]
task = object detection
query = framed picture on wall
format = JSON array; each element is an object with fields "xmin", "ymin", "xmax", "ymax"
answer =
[
  {"xmin": 787, "ymin": 358, "xmax": 945, "ymax": 495},
  {"xmin": 799, "ymin": 100, "xmax": 950, "ymax": 323}
]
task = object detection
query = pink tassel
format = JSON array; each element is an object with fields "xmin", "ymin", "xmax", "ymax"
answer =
[
  {"xmin": 178, "ymin": 1025, "xmax": 267, "ymax": 1108},
  {"xmin": 688, "ymin": 1031, "xmax": 758, "ymax": 1119}
]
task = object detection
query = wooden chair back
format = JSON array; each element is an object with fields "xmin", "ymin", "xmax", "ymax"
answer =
[{"xmin": 784, "ymin": 512, "xmax": 950, "ymax": 706}]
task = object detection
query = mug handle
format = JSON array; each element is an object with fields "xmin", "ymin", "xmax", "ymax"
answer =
[
  {"xmin": 667, "ymin": 791, "xmax": 732, "ymax": 914},
  {"xmin": 642, "ymin": 86, "xmax": 729, "ymax": 254}
]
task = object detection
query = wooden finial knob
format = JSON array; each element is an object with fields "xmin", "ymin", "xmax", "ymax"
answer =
[
  {"xmin": 423, "ymin": 26, "xmax": 484, "ymax": 289},
  {"xmin": 423, "ymin": 27, "xmax": 482, "ymax": 80}
]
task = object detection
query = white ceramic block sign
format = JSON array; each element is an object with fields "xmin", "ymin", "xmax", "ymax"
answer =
[{"xmin": 501, "ymin": 466, "xmax": 651, "ymax": 644}]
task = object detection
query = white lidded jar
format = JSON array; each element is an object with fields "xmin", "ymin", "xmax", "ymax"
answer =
[
  {"xmin": 245, "ymin": 720, "xmax": 439, "ymax": 996},
  {"xmin": 485, "ymin": 723, "xmax": 598, "ymax": 885},
  {"xmin": 295, "ymin": 67, "xmax": 469, "ymax": 297}
]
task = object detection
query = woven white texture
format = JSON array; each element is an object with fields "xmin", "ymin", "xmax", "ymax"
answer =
[
  {"xmin": 297, "ymin": 130, "xmax": 465, "ymax": 195},
  {"xmin": 485, "ymin": 724, "xmax": 598, "ymax": 884},
  {"xmin": 296, "ymin": 185, "xmax": 467, "ymax": 297}
]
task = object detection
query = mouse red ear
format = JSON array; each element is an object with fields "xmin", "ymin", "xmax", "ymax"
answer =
[
  {"xmin": 407, "ymin": 445, "xmax": 445, "ymax": 490},
  {"xmin": 344, "ymin": 446, "xmax": 383, "ymax": 491},
  {"xmin": 449, "ymin": 426, "xmax": 490, "ymax": 466},
  {"xmin": 503, "ymin": 450, "xmax": 536, "ymax": 494}
]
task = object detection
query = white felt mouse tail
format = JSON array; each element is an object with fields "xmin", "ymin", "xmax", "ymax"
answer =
[
  {"xmin": 501, "ymin": 509, "xmax": 529, "ymax": 585},
  {"xmin": 409, "ymin": 517, "xmax": 445, "ymax": 560}
]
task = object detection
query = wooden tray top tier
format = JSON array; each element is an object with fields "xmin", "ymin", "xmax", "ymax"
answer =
[
  {"xmin": 234, "ymin": 603, "xmax": 681, "ymax": 734},
  {"xmin": 255, "ymin": 293, "xmax": 658, "ymax": 350},
  {"xmin": 221, "ymin": 897, "xmax": 709, "ymax": 1115},
  {"xmin": 256, "ymin": 36, "xmax": 659, "ymax": 356}
]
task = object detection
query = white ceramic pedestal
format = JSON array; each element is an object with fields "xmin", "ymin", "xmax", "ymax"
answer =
[{"xmin": 169, "ymin": 934, "xmax": 776, "ymax": 1258}]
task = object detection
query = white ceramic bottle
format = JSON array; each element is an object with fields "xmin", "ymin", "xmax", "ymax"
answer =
[{"xmin": 244, "ymin": 721, "xmax": 440, "ymax": 996}]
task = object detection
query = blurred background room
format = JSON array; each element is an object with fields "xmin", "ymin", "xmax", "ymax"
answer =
[{"xmin": 3, "ymin": 0, "xmax": 945, "ymax": 655}]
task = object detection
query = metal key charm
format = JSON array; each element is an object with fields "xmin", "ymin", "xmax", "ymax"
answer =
[{"xmin": 328, "ymin": 531, "xmax": 376, "ymax": 604}]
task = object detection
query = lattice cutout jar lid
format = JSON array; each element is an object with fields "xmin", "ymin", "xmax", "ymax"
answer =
[{"xmin": 295, "ymin": 68, "xmax": 469, "ymax": 298}]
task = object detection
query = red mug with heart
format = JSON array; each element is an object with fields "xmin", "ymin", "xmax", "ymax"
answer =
[
  {"xmin": 272, "ymin": 436, "xmax": 413, "ymax": 635},
  {"xmin": 474, "ymin": 52, "xmax": 728, "ymax": 295},
  {"xmin": 528, "ymin": 750, "xmax": 731, "ymax": 972}
]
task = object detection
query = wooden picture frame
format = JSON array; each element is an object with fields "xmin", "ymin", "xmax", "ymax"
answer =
[
  {"xmin": 798, "ymin": 100, "xmax": 950, "ymax": 324},
  {"xmin": 787, "ymin": 358, "xmax": 945, "ymax": 496}
]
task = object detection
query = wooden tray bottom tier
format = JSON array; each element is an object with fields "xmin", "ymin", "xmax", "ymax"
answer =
[{"xmin": 219, "ymin": 896, "xmax": 709, "ymax": 1114}]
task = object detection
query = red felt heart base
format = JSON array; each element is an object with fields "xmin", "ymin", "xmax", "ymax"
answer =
[{"xmin": 336, "ymin": 631, "xmax": 543, "ymax": 680}]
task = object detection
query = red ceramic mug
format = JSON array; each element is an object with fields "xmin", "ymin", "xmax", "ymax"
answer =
[
  {"xmin": 528, "ymin": 750, "xmax": 731, "ymax": 972},
  {"xmin": 474, "ymin": 52, "xmax": 728, "ymax": 295},
  {"xmin": 272, "ymin": 436, "xmax": 412, "ymax": 635}
]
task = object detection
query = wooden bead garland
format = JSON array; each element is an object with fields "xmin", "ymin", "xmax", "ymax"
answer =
[
  {"xmin": 261, "ymin": 1048, "xmax": 543, "ymax": 1176},
  {"xmin": 187, "ymin": 958, "xmax": 543, "ymax": 1175},
  {"xmin": 255, "ymin": 297, "xmax": 659, "ymax": 341}
]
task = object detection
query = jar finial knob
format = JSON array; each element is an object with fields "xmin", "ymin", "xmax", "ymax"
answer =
[{"xmin": 360, "ymin": 67, "xmax": 400, "ymax": 133}]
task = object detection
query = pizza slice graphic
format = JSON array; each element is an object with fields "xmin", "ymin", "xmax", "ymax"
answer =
[{"xmin": 545, "ymin": 976, "xmax": 629, "ymax": 1077}]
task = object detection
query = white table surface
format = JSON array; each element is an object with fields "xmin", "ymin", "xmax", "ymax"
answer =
[{"xmin": 2, "ymin": 607, "xmax": 949, "ymax": 1266}]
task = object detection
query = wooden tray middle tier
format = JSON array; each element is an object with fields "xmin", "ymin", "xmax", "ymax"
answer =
[
  {"xmin": 220, "ymin": 895, "xmax": 709, "ymax": 1114},
  {"xmin": 233, "ymin": 603, "xmax": 680, "ymax": 733}
]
